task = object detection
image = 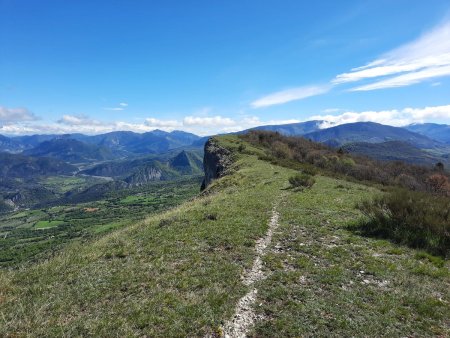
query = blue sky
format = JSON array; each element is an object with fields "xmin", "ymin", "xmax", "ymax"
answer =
[{"xmin": 1, "ymin": 0, "xmax": 450, "ymax": 135}]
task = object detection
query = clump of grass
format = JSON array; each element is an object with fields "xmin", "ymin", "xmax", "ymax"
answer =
[
  {"xmin": 289, "ymin": 173, "xmax": 315, "ymax": 189},
  {"xmin": 415, "ymin": 251, "xmax": 445, "ymax": 268},
  {"xmin": 158, "ymin": 216, "xmax": 177, "ymax": 228},
  {"xmin": 358, "ymin": 188, "xmax": 450, "ymax": 257}
]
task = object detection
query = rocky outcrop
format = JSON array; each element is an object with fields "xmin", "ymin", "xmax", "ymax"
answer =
[
  {"xmin": 201, "ymin": 138, "xmax": 232, "ymax": 190},
  {"xmin": 124, "ymin": 166, "xmax": 163, "ymax": 186}
]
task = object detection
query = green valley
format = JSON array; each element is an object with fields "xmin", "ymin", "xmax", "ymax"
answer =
[{"xmin": 0, "ymin": 176, "xmax": 202, "ymax": 267}]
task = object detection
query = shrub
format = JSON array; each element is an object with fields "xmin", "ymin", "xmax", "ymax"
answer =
[
  {"xmin": 358, "ymin": 189, "xmax": 450, "ymax": 257},
  {"xmin": 395, "ymin": 174, "xmax": 421, "ymax": 191},
  {"xmin": 272, "ymin": 141, "xmax": 292, "ymax": 159},
  {"xmin": 301, "ymin": 165, "xmax": 318, "ymax": 176},
  {"xmin": 435, "ymin": 162, "xmax": 445, "ymax": 172},
  {"xmin": 289, "ymin": 173, "xmax": 315, "ymax": 189},
  {"xmin": 426, "ymin": 174, "xmax": 450, "ymax": 195}
]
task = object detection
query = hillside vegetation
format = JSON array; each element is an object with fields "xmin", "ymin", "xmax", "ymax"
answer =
[
  {"xmin": 23, "ymin": 138, "xmax": 118, "ymax": 163},
  {"xmin": 342, "ymin": 140, "xmax": 450, "ymax": 167},
  {"xmin": 1, "ymin": 135, "xmax": 448, "ymax": 337}
]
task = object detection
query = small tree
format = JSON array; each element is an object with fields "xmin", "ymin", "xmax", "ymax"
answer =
[
  {"xmin": 435, "ymin": 162, "xmax": 445, "ymax": 172},
  {"xmin": 272, "ymin": 141, "xmax": 292, "ymax": 159}
]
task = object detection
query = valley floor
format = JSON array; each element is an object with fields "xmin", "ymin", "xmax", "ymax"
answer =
[{"xmin": 1, "ymin": 136, "xmax": 448, "ymax": 337}]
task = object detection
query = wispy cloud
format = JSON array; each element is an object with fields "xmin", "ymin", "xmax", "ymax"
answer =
[
  {"xmin": 321, "ymin": 108, "xmax": 347, "ymax": 113},
  {"xmin": 251, "ymin": 85, "xmax": 331, "ymax": 108},
  {"xmin": 183, "ymin": 116, "xmax": 235, "ymax": 126},
  {"xmin": 103, "ymin": 107, "xmax": 124, "ymax": 111},
  {"xmin": 334, "ymin": 20, "xmax": 450, "ymax": 90},
  {"xmin": 252, "ymin": 19, "xmax": 450, "ymax": 107},
  {"xmin": 351, "ymin": 65, "xmax": 450, "ymax": 91},
  {"xmin": 0, "ymin": 106, "xmax": 38, "ymax": 122},
  {"xmin": 145, "ymin": 118, "xmax": 181, "ymax": 129},
  {"xmin": 57, "ymin": 114, "xmax": 103, "ymax": 126},
  {"xmin": 103, "ymin": 102, "xmax": 129, "ymax": 111},
  {"xmin": 309, "ymin": 104, "xmax": 450, "ymax": 128}
]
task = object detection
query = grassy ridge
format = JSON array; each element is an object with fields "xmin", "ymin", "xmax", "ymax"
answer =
[
  {"xmin": 1, "ymin": 135, "xmax": 448, "ymax": 336},
  {"xmin": 0, "ymin": 136, "xmax": 292, "ymax": 336}
]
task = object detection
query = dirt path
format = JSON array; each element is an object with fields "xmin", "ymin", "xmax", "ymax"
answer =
[{"xmin": 222, "ymin": 202, "xmax": 281, "ymax": 338}]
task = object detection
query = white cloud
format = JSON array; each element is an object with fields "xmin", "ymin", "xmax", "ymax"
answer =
[
  {"xmin": 334, "ymin": 20, "xmax": 450, "ymax": 89},
  {"xmin": 0, "ymin": 112, "xmax": 304, "ymax": 136},
  {"xmin": 103, "ymin": 102, "xmax": 128, "ymax": 111},
  {"xmin": 248, "ymin": 19, "xmax": 450, "ymax": 108},
  {"xmin": 309, "ymin": 104, "xmax": 450, "ymax": 128},
  {"xmin": 57, "ymin": 114, "xmax": 103, "ymax": 126},
  {"xmin": 351, "ymin": 65, "xmax": 450, "ymax": 91},
  {"xmin": 0, "ymin": 106, "xmax": 37, "ymax": 122},
  {"xmin": 183, "ymin": 115, "xmax": 236, "ymax": 126},
  {"xmin": 3, "ymin": 103, "xmax": 449, "ymax": 136},
  {"xmin": 103, "ymin": 107, "xmax": 124, "ymax": 111},
  {"xmin": 145, "ymin": 118, "xmax": 182, "ymax": 129},
  {"xmin": 321, "ymin": 108, "xmax": 346, "ymax": 113},
  {"xmin": 251, "ymin": 85, "xmax": 331, "ymax": 108}
]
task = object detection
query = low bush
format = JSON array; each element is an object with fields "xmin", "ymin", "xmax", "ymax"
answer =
[
  {"xmin": 301, "ymin": 165, "xmax": 318, "ymax": 176},
  {"xmin": 358, "ymin": 189, "xmax": 450, "ymax": 257},
  {"xmin": 289, "ymin": 173, "xmax": 315, "ymax": 189}
]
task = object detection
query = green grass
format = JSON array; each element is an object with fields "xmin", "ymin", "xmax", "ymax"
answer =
[
  {"xmin": 9, "ymin": 209, "xmax": 46, "ymax": 220},
  {"xmin": 35, "ymin": 220, "xmax": 65, "ymax": 229},
  {"xmin": 251, "ymin": 176, "xmax": 449, "ymax": 337},
  {"xmin": 119, "ymin": 195, "xmax": 160, "ymax": 205},
  {"xmin": 9, "ymin": 211, "xmax": 31, "ymax": 219},
  {"xmin": 0, "ymin": 135, "xmax": 448, "ymax": 337},
  {"xmin": 91, "ymin": 222, "xmax": 125, "ymax": 234}
]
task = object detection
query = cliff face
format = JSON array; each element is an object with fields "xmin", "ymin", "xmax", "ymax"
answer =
[
  {"xmin": 201, "ymin": 138, "xmax": 232, "ymax": 190},
  {"xmin": 124, "ymin": 167, "xmax": 163, "ymax": 186}
]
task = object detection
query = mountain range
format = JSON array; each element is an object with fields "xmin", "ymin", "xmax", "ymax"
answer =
[
  {"xmin": 0, "ymin": 121, "xmax": 449, "ymax": 172},
  {"xmin": 302, "ymin": 122, "xmax": 445, "ymax": 149},
  {"xmin": 405, "ymin": 123, "xmax": 450, "ymax": 144},
  {"xmin": 1, "ymin": 130, "xmax": 202, "ymax": 156}
]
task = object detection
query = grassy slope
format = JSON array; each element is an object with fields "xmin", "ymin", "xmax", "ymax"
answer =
[
  {"xmin": 1, "ymin": 135, "xmax": 449, "ymax": 336},
  {"xmin": 254, "ymin": 178, "xmax": 449, "ymax": 336}
]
